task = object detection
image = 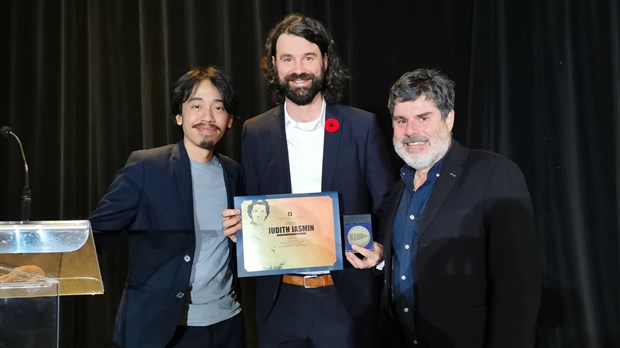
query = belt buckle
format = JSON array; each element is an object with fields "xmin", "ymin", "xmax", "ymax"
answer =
[{"xmin": 303, "ymin": 275, "xmax": 320, "ymax": 288}]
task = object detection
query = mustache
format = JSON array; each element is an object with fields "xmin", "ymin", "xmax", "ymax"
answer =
[
  {"xmin": 285, "ymin": 72, "xmax": 315, "ymax": 82},
  {"xmin": 193, "ymin": 122, "xmax": 220, "ymax": 131},
  {"xmin": 401, "ymin": 134, "xmax": 429, "ymax": 144}
]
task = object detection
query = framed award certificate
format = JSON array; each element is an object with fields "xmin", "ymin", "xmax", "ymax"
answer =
[{"xmin": 234, "ymin": 192, "xmax": 343, "ymax": 277}]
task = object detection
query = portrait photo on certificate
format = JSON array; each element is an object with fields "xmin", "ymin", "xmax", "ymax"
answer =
[{"xmin": 233, "ymin": 192, "xmax": 343, "ymax": 277}]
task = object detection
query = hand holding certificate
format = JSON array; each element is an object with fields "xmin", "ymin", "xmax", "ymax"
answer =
[{"xmin": 234, "ymin": 192, "xmax": 343, "ymax": 277}]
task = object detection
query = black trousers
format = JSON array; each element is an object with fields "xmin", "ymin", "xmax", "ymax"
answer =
[
  {"xmin": 166, "ymin": 312, "xmax": 245, "ymax": 348},
  {"xmin": 259, "ymin": 283, "xmax": 354, "ymax": 348}
]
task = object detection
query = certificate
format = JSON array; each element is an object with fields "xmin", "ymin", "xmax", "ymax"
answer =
[{"xmin": 234, "ymin": 192, "xmax": 343, "ymax": 277}]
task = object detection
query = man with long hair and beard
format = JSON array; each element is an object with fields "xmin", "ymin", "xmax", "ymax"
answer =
[{"xmin": 223, "ymin": 13, "xmax": 395, "ymax": 348}]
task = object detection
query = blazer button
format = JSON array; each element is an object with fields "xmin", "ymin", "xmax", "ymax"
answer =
[
  {"xmin": 184, "ymin": 255, "xmax": 191, "ymax": 262},
  {"xmin": 176, "ymin": 292, "xmax": 184, "ymax": 298}
]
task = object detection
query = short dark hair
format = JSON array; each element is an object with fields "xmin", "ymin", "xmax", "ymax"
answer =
[
  {"xmin": 388, "ymin": 68, "xmax": 455, "ymax": 118},
  {"xmin": 170, "ymin": 66, "xmax": 239, "ymax": 119},
  {"xmin": 248, "ymin": 200, "xmax": 270, "ymax": 220},
  {"xmin": 261, "ymin": 13, "xmax": 349, "ymax": 104}
]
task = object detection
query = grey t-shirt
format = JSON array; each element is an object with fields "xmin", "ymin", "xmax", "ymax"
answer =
[{"xmin": 181, "ymin": 157, "xmax": 240, "ymax": 326}]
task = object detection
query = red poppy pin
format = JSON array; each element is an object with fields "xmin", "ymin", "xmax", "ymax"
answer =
[{"xmin": 325, "ymin": 118, "xmax": 340, "ymax": 132}]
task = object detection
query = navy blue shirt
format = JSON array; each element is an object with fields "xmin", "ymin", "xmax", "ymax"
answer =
[{"xmin": 391, "ymin": 159, "xmax": 444, "ymax": 336}]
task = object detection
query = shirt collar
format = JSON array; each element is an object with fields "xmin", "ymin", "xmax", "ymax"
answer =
[
  {"xmin": 284, "ymin": 99, "xmax": 326, "ymax": 131},
  {"xmin": 400, "ymin": 156, "xmax": 447, "ymax": 192}
]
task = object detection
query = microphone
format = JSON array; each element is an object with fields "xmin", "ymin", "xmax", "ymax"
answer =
[{"xmin": 1, "ymin": 126, "xmax": 31, "ymax": 221}]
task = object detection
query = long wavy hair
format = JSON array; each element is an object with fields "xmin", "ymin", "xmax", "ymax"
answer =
[{"xmin": 261, "ymin": 13, "xmax": 350, "ymax": 104}]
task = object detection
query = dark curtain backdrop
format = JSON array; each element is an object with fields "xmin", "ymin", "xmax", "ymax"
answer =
[{"xmin": 1, "ymin": 0, "xmax": 618, "ymax": 347}]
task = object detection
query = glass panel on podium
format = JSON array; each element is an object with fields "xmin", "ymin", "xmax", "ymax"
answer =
[
  {"xmin": 0, "ymin": 265, "xmax": 59, "ymax": 347},
  {"xmin": 0, "ymin": 220, "xmax": 104, "ymax": 348}
]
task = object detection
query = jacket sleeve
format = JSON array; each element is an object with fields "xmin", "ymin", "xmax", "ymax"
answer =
[
  {"xmin": 363, "ymin": 115, "xmax": 396, "ymax": 242},
  {"xmin": 89, "ymin": 151, "xmax": 145, "ymax": 232},
  {"xmin": 485, "ymin": 159, "xmax": 541, "ymax": 347}
]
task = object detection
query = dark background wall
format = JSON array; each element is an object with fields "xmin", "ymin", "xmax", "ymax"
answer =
[{"xmin": 1, "ymin": 0, "xmax": 618, "ymax": 347}]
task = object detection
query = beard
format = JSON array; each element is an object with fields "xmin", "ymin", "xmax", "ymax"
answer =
[
  {"xmin": 277, "ymin": 71, "xmax": 325, "ymax": 105},
  {"xmin": 198, "ymin": 140, "xmax": 216, "ymax": 150},
  {"xmin": 394, "ymin": 130, "xmax": 452, "ymax": 170},
  {"xmin": 193, "ymin": 123, "xmax": 225, "ymax": 151}
]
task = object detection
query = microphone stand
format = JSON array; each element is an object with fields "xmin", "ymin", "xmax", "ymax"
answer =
[
  {"xmin": 15, "ymin": 134, "xmax": 31, "ymax": 221},
  {"xmin": 1, "ymin": 126, "xmax": 31, "ymax": 221}
]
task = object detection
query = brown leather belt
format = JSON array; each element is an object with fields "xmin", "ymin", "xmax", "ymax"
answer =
[{"xmin": 282, "ymin": 274, "xmax": 334, "ymax": 288}]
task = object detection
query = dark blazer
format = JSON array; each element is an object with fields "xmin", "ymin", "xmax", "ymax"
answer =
[
  {"xmin": 241, "ymin": 104, "xmax": 395, "ymax": 336},
  {"xmin": 381, "ymin": 141, "xmax": 541, "ymax": 348},
  {"xmin": 89, "ymin": 140, "xmax": 244, "ymax": 348}
]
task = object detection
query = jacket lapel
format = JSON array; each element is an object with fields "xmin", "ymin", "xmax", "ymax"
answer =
[
  {"xmin": 417, "ymin": 141, "xmax": 466, "ymax": 237},
  {"xmin": 321, "ymin": 105, "xmax": 342, "ymax": 190},
  {"xmin": 172, "ymin": 140, "xmax": 194, "ymax": 225},
  {"xmin": 270, "ymin": 107, "xmax": 293, "ymax": 193}
]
